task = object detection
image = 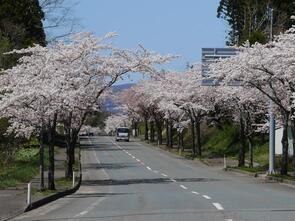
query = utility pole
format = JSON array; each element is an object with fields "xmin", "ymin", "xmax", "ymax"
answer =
[{"xmin": 268, "ymin": 7, "xmax": 275, "ymax": 175}]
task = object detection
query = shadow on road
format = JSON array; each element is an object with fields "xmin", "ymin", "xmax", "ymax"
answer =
[
  {"xmin": 82, "ymin": 177, "xmax": 221, "ymax": 186},
  {"xmin": 82, "ymin": 163, "xmax": 137, "ymax": 170}
]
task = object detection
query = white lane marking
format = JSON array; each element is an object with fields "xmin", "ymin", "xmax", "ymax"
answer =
[
  {"xmin": 170, "ymin": 178, "xmax": 177, "ymax": 182},
  {"xmin": 225, "ymin": 219, "xmax": 233, "ymax": 221},
  {"xmin": 136, "ymin": 159, "xmax": 141, "ymax": 162},
  {"xmin": 132, "ymin": 156, "xmax": 136, "ymax": 159},
  {"xmin": 202, "ymin": 195, "xmax": 211, "ymax": 199},
  {"xmin": 212, "ymin": 203, "xmax": 224, "ymax": 211},
  {"xmin": 146, "ymin": 166, "xmax": 152, "ymax": 170},
  {"xmin": 191, "ymin": 191, "xmax": 199, "ymax": 195},
  {"xmin": 153, "ymin": 170, "xmax": 159, "ymax": 174},
  {"xmin": 75, "ymin": 210, "xmax": 88, "ymax": 217},
  {"xmin": 180, "ymin": 185, "xmax": 188, "ymax": 190},
  {"xmin": 161, "ymin": 173, "xmax": 168, "ymax": 177},
  {"xmin": 141, "ymin": 162, "xmax": 145, "ymax": 165}
]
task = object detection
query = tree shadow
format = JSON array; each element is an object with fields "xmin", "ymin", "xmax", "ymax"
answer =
[
  {"xmin": 81, "ymin": 177, "xmax": 221, "ymax": 186},
  {"xmin": 82, "ymin": 163, "xmax": 137, "ymax": 170}
]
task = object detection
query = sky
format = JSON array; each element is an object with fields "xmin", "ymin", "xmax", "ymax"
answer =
[{"xmin": 72, "ymin": 0, "xmax": 227, "ymax": 84}]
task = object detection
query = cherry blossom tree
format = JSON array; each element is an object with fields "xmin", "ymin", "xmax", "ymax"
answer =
[
  {"xmin": 209, "ymin": 27, "xmax": 295, "ymax": 174},
  {"xmin": 104, "ymin": 114, "xmax": 131, "ymax": 135},
  {"xmin": 0, "ymin": 31, "xmax": 175, "ymax": 188}
]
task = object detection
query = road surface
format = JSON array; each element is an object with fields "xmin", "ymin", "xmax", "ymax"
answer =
[{"xmin": 14, "ymin": 136, "xmax": 295, "ymax": 221}]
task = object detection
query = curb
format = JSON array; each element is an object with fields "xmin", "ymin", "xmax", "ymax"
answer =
[
  {"xmin": 224, "ymin": 167, "xmax": 261, "ymax": 178},
  {"xmin": 24, "ymin": 173, "xmax": 82, "ymax": 212},
  {"xmin": 225, "ymin": 167, "xmax": 295, "ymax": 188},
  {"xmin": 265, "ymin": 175, "xmax": 295, "ymax": 186}
]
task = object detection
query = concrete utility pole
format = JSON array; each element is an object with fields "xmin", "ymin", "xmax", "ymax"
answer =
[{"xmin": 268, "ymin": 7, "xmax": 275, "ymax": 174}]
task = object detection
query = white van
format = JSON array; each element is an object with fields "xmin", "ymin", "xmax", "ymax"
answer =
[{"xmin": 115, "ymin": 127, "xmax": 130, "ymax": 142}]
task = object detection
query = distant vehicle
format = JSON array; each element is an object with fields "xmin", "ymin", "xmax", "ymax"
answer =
[{"xmin": 115, "ymin": 127, "xmax": 130, "ymax": 142}]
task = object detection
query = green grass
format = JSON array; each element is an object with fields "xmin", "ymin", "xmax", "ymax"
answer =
[
  {"xmin": 55, "ymin": 178, "xmax": 72, "ymax": 188},
  {"xmin": 0, "ymin": 147, "xmax": 41, "ymax": 189},
  {"xmin": 201, "ymin": 124, "xmax": 240, "ymax": 158}
]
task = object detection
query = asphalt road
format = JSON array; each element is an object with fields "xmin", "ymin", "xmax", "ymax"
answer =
[{"xmin": 14, "ymin": 136, "xmax": 295, "ymax": 221}]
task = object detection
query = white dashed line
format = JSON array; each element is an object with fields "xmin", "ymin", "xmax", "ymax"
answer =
[
  {"xmin": 170, "ymin": 178, "xmax": 177, "ymax": 182},
  {"xmin": 75, "ymin": 210, "xmax": 88, "ymax": 217},
  {"xmin": 140, "ymin": 162, "xmax": 145, "ymax": 165},
  {"xmin": 180, "ymin": 185, "xmax": 188, "ymax": 190},
  {"xmin": 136, "ymin": 159, "xmax": 141, "ymax": 162},
  {"xmin": 146, "ymin": 166, "xmax": 152, "ymax": 170},
  {"xmin": 153, "ymin": 170, "xmax": 159, "ymax": 174},
  {"xmin": 191, "ymin": 191, "xmax": 199, "ymax": 195},
  {"xmin": 212, "ymin": 203, "xmax": 224, "ymax": 211},
  {"xmin": 225, "ymin": 219, "xmax": 233, "ymax": 221},
  {"xmin": 202, "ymin": 195, "xmax": 211, "ymax": 200},
  {"xmin": 161, "ymin": 173, "xmax": 168, "ymax": 177},
  {"xmin": 132, "ymin": 156, "xmax": 136, "ymax": 159}
]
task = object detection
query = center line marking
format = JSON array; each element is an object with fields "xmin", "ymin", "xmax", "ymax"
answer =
[
  {"xmin": 202, "ymin": 195, "xmax": 211, "ymax": 199},
  {"xmin": 212, "ymin": 203, "xmax": 224, "ymax": 210},
  {"xmin": 146, "ymin": 166, "xmax": 152, "ymax": 170},
  {"xmin": 161, "ymin": 173, "xmax": 168, "ymax": 177},
  {"xmin": 191, "ymin": 191, "xmax": 199, "ymax": 195},
  {"xmin": 180, "ymin": 185, "xmax": 188, "ymax": 190}
]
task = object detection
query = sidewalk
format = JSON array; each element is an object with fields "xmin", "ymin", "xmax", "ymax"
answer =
[{"xmin": 0, "ymin": 147, "xmax": 74, "ymax": 221}]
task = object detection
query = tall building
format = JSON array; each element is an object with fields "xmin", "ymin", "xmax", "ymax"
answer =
[{"xmin": 201, "ymin": 48, "xmax": 237, "ymax": 86}]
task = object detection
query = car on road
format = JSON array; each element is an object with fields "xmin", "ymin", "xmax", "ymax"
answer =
[{"xmin": 115, "ymin": 127, "xmax": 130, "ymax": 142}]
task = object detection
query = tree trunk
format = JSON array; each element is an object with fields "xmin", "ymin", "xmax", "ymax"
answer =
[
  {"xmin": 195, "ymin": 118, "xmax": 202, "ymax": 157},
  {"xmin": 155, "ymin": 119, "xmax": 163, "ymax": 145},
  {"xmin": 290, "ymin": 119, "xmax": 295, "ymax": 176},
  {"xmin": 168, "ymin": 121, "xmax": 173, "ymax": 149},
  {"xmin": 281, "ymin": 116, "xmax": 289, "ymax": 175},
  {"xmin": 144, "ymin": 117, "xmax": 149, "ymax": 140},
  {"xmin": 65, "ymin": 113, "xmax": 72, "ymax": 179},
  {"xmin": 248, "ymin": 137, "xmax": 253, "ymax": 168},
  {"xmin": 48, "ymin": 113, "xmax": 57, "ymax": 190},
  {"xmin": 39, "ymin": 130, "xmax": 45, "ymax": 191},
  {"xmin": 133, "ymin": 121, "xmax": 138, "ymax": 137},
  {"xmin": 181, "ymin": 130, "xmax": 184, "ymax": 151},
  {"xmin": 190, "ymin": 118, "xmax": 196, "ymax": 156},
  {"xmin": 150, "ymin": 121, "xmax": 155, "ymax": 142},
  {"xmin": 166, "ymin": 120, "xmax": 169, "ymax": 147},
  {"xmin": 177, "ymin": 131, "xmax": 181, "ymax": 151},
  {"xmin": 238, "ymin": 112, "xmax": 246, "ymax": 167}
]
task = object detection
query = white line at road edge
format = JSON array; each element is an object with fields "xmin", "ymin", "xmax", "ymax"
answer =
[
  {"xmin": 202, "ymin": 195, "xmax": 211, "ymax": 200},
  {"xmin": 180, "ymin": 185, "xmax": 188, "ymax": 190},
  {"xmin": 212, "ymin": 203, "xmax": 224, "ymax": 211}
]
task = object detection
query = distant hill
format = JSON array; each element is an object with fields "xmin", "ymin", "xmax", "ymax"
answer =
[{"xmin": 103, "ymin": 83, "xmax": 135, "ymax": 113}]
